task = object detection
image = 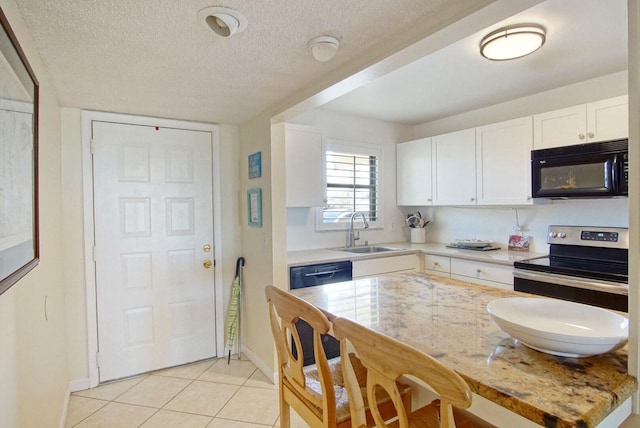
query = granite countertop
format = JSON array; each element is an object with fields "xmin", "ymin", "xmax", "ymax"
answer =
[
  {"xmin": 290, "ymin": 272, "xmax": 637, "ymax": 428},
  {"xmin": 288, "ymin": 241, "xmax": 546, "ymax": 267}
]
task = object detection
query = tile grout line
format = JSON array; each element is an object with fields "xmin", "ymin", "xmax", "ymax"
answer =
[
  {"xmin": 69, "ymin": 357, "xmax": 277, "ymax": 427},
  {"xmin": 69, "ymin": 373, "xmax": 151, "ymax": 427}
]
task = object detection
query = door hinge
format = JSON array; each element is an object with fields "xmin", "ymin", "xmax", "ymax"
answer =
[
  {"xmin": 93, "ymin": 246, "xmax": 97, "ymax": 262},
  {"xmin": 96, "ymin": 352, "xmax": 101, "ymax": 368}
]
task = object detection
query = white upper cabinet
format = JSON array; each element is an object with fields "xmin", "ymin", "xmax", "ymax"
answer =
[
  {"xmin": 476, "ymin": 117, "xmax": 533, "ymax": 205},
  {"xmin": 432, "ymin": 128, "xmax": 476, "ymax": 205},
  {"xmin": 396, "ymin": 138, "xmax": 432, "ymax": 206},
  {"xmin": 533, "ymin": 96, "xmax": 628, "ymax": 149},
  {"xmin": 285, "ymin": 124, "xmax": 325, "ymax": 207},
  {"xmin": 586, "ymin": 96, "xmax": 629, "ymax": 142}
]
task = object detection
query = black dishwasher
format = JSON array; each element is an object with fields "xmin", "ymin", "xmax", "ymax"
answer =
[{"xmin": 289, "ymin": 261, "xmax": 352, "ymax": 365}]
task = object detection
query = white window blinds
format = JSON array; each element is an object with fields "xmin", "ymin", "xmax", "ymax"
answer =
[{"xmin": 321, "ymin": 143, "xmax": 381, "ymax": 226}]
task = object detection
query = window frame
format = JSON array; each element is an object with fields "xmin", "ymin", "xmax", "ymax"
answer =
[{"xmin": 315, "ymin": 139, "xmax": 384, "ymax": 232}]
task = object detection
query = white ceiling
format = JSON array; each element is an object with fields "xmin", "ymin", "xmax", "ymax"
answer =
[
  {"xmin": 321, "ymin": 0, "xmax": 628, "ymax": 125},
  {"xmin": 11, "ymin": 0, "xmax": 628, "ymax": 126}
]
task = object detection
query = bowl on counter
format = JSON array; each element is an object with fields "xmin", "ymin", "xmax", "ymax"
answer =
[{"xmin": 487, "ymin": 297, "xmax": 628, "ymax": 358}]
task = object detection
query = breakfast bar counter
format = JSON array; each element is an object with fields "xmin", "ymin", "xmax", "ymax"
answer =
[{"xmin": 290, "ymin": 272, "xmax": 637, "ymax": 428}]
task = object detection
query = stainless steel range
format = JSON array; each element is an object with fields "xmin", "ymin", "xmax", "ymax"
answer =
[{"xmin": 513, "ymin": 225, "xmax": 628, "ymax": 312}]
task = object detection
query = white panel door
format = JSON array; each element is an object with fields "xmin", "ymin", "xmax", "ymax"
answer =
[{"xmin": 92, "ymin": 121, "xmax": 216, "ymax": 382}]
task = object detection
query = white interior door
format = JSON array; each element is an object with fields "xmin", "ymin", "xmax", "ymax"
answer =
[{"xmin": 92, "ymin": 121, "xmax": 216, "ymax": 382}]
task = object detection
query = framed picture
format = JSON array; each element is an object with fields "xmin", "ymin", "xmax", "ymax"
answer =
[
  {"xmin": 0, "ymin": 7, "xmax": 40, "ymax": 296},
  {"xmin": 248, "ymin": 151, "xmax": 261, "ymax": 179},
  {"xmin": 247, "ymin": 188, "xmax": 262, "ymax": 227}
]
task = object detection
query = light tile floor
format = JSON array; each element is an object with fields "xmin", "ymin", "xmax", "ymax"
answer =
[
  {"xmin": 67, "ymin": 356, "xmax": 640, "ymax": 427},
  {"xmin": 65, "ymin": 356, "xmax": 310, "ymax": 428}
]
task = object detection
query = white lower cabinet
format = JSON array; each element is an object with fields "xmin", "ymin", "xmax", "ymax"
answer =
[
  {"xmin": 353, "ymin": 254, "xmax": 417, "ymax": 278},
  {"xmin": 422, "ymin": 253, "xmax": 513, "ymax": 290},
  {"xmin": 450, "ymin": 259, "xmax": 513, "ymax": 290},
  {"xmin": 423, "ymin": 254, "xmax": 451, "ymax": 277}
]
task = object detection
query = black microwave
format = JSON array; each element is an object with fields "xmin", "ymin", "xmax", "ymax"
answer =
[{"xmin": 531, "ymin": 139, "xmax": 628, "ymax": 199}]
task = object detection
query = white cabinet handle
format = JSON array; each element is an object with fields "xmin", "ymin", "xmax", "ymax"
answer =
[
  {"xmin": 470, "ymin": 197, "xmax": 476, "ymax": 202},
  {"xmin": 578, "ymin": 133, "xmax": 585, "ymax": 140},
  {"xmin": 434, "ymin": 262, "xmax": 439, "ymax": 267},
  {"xmin": 588, "ymin": 132, "xmax": 595, "ymax": 138}
]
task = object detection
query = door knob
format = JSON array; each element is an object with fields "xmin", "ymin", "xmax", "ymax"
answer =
[
  {"xmin": 203, "ymin": 260, "xmax": 213, "ymax": 269},
  {"xmin": 203, "ymin": 244, "xmax": 211, "ymax": 252}
]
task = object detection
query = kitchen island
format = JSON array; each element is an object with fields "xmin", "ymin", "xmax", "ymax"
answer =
[{"xmin": 290, "ymin": 272, "xmax": 637, "ymax": 428}]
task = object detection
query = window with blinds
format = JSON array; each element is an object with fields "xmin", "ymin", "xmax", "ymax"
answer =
[{"xmin": 320, "ymin": 142, "xmax": 381, "ymax": 228}]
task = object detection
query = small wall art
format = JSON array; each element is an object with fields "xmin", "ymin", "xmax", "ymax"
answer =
[
  {"xmin": 247, "ymin": 188, "xmax": 262, "ymax": 227},
  {"xmin": 248, "ymin": 151, "xmax": 262, "ymax": 179}
]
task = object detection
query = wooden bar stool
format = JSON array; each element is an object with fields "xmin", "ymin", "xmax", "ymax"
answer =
[
  {"xmin": 332, "ymin": 316, "xmax": 495, "ymax": 428},
  {"xmin": 265, "ymin": 285, "xmax": 411, "ymax": 428}
]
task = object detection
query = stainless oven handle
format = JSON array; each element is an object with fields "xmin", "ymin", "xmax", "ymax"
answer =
[{"xmin": 513, "ymin": 269, "xmax": 628, "ymax": 295}]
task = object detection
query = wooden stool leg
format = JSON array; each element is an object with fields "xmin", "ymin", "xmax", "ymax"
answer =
[{"xmin": 279, "ymin": 386, "xmax": 291, "ymax": 428}]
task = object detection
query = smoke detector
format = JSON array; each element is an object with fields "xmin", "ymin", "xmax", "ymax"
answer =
[{"xmin": 308, "ymin": 36, "xmax": 340, "ymax": 62}]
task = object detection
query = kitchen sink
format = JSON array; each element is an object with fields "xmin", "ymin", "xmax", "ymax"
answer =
[{"xmin": 335, "ymin": 246, "xmax": 401, "ymax": 254}]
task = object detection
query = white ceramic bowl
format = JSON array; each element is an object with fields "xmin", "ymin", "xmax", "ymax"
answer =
[{"xmin": 487, "ymin": 297, "xmax": 628, "ymax": 357}]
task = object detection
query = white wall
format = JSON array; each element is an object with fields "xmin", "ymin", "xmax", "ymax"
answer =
[
  {"xmin": 403, "ymin": 199, "xmax": 629, "ymax": 254},
  {"xmin": 286, "ymin": 109, "xmax": 414, "ymax": 251},
  {"xmin": 237, "ymin": 114, "xmax": 278, "ymax": 377},
  {"xmin": 0, "ymin": 1, "xmax": 69, "ymax": 426}
]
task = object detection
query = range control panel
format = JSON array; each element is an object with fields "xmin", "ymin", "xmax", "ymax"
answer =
[
  {"xmin": 580, "ymin": 231, "xmax": 619, "ymax": 242},
  {"xmin": 548, "ymin": 225, "xmax": 628, "ymax": 249}
]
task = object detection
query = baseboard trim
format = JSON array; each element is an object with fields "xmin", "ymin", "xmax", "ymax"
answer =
[
  {"xmin": 58, "ymin": 385, "xmax": 71, "ymax": 428},
  {"xmin": 240, "ymin": 345, "xmax": 276, "ymax": 384},
  {"xmin": 69, "ymin": 377, "xmax": 91, "ymax": 393}
]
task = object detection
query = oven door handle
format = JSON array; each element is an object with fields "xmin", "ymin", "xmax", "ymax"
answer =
[{"xmin": 513, "ymin": 269, "xmax": 628, "ymax": 295}]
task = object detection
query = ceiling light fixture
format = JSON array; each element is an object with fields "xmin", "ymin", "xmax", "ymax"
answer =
[
  {"xmin": 198, "ymin": 6, "xmax": 247, "ymax": 38},
  {"xmin": 309, "ymin": 36, "xmax": 340, "ymax": 62},
  {"xmin": 480, "ymin": 24, "xmax": 546, "ymax": 61}
]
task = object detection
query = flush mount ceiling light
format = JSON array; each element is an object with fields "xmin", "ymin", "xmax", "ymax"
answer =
[
  {"xmin": 480, "ymin": 24, "xmax": 546, "ymax": 61},
  {"xmin": 309, "ymin": 36, "xmax": 340, "ymax": 62},
  {"xmin": 198, "ymin": 6, "xmax": 248, "ymax": 37}
]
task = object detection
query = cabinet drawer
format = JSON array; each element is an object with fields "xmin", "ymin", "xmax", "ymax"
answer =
[
  {"xmin": 450, "ymin": 259, "xmax": 513, "ymax": 286},
  {"xmin": 352, "ymin": 254, "xmax": 417, "ymax": 278},
  {"xmin": 423, "ymin": 254, "xmax": 450, "ymax": 275}
]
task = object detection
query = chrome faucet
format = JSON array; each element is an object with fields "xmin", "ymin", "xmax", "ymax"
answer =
[{"xmin": 346, "ymin": 212, "xmax": 369, "ymax": 248}]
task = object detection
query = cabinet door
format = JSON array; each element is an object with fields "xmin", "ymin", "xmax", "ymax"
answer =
[
  {"xmin": 476, "ymin": 117, "xmax": 533, "ymax": 205},
  {"xmin": 423, "ymin": 254, "xmax": 450, "ymax": 277},
  {"xmin": 286, "ymin": 124, "xmax": 325, "ymax": 207},
  {"xmin": 586, "ymin": 96, "xmax": 628, "ymax": 142},
  {"xmin": 533, "ymin": 105, "xmax": 587, "ymax": 149},
  {"xmin": 450, "ymin": 259, "xmax": 513, "ymax": 290},
  {"xmin": 396, "ymin": 138, "xmax": 432, "ymax": 206},
  {"xmin": 432, "ymin": 128, "xmax": 476, "ymax": 205}
]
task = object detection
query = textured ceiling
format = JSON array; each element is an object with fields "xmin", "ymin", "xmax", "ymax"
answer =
[{"xmin": 12, "ymin": 0, "xmax": 468, "ymax": 125}]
